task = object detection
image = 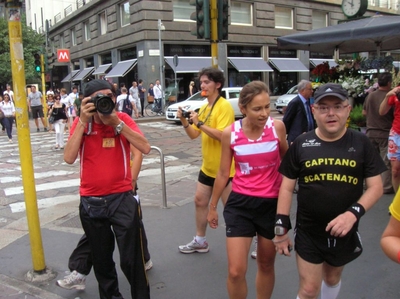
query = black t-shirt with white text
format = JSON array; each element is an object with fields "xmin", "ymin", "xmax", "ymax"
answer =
[{"xmin": 279, "ymin": 129, "xmax": 386, "ymax": 236}]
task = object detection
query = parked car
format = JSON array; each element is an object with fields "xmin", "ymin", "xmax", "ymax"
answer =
[
  {"xmin": 165, "ymin": 87, "xmax": 243, "ymax": 122},
  {"xmin": 274, "ymin": 85, "xmax": 298, "ymax": 114}
]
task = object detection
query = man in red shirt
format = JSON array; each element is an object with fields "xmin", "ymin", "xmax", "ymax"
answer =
[{"xmin": 64, "ymin": 79, "xmax": 151, "ymax": 299}]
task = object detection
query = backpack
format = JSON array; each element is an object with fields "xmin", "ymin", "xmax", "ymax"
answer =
[{"xmin": 121, "ymin": 94, "xmax": 133, "ymax": 116}]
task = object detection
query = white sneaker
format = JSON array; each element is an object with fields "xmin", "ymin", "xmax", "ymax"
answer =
[
  {"xmin": 145, "ymin": 259, "xmax": 153, "ymax": 271},
  {"xmin": 56, "ymin": 270, "xmax": 86, "ymax": 290},
  {"xmin": 179, "ymin": 237, "xmax": 209, "ymax": 253}
]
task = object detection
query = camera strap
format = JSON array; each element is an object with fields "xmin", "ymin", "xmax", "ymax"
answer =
[{"xmin": 198, "ymin": 95, "xmax": 221, "ymax": 125}]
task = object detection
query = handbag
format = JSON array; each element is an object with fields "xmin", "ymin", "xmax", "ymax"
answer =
[
  {"xmin": 48, "ymin": 115, "xmax": 55, "ymax": 124},
  {"xmin": 0, "ymin": 110, "xmax": 4, "ymax": 119}
]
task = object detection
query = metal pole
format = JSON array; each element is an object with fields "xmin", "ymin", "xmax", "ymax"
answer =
[
  {"xmin": 210, "ymin": 0, "xmax": 218, "ymax": 67},
  {"xmin": 158, "ymin": 19, "xmax": 164, "ymax": 110},
  {"xmin": 6, "ymin": 0, "xmax": 46, "ymax": 272},
  {"xmin": 150, "ymin": 146, "xmax": 167, "ymax": 208}
]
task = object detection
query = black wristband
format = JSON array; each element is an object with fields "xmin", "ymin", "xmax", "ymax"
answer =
[
  {"xmin": 347, "ymin": 203, "xmax": 365, "ymax": 221},
  {"xmin": 275, "ymin": 214, "xmax": 292, "ymax": 230}
]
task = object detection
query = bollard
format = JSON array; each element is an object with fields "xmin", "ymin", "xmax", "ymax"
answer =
[{"xmin": 150, "ymin": 146, "xmax": 168, "ymax": 208}]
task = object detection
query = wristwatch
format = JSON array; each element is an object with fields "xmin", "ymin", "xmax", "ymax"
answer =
[
  {"xmin": 274, "ymin": 226, "xmax": 287, "ymax": 236},
  {"xmin": 196, "ymin": 121, "xmax": 204, "ymax": 129},
  {"xmin": 115, "ymin": 121, "xmax": 125, "ymax": 135}
]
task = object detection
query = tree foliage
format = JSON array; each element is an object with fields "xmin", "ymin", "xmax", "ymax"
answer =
[{"xmin": 0, "ymin": 14, "xmax": 45, "ymax": 88}]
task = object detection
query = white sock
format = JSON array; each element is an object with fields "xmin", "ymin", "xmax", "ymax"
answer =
[
  {"xmin": 296, "ymin": 296, "xmax": 300, "ymax": 299},
  {"xmin": 321, "ymin": 280, "xmax": 341, "ymax": 299},
  {"xmin": 195, "ymin": 235, "xmax": 206, "ymax": 245}
]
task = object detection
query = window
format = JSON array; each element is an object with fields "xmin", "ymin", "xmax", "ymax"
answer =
[
  {"xmin": 99, "ymin": 11, "xmax": 107, "ymax": 35},
  {"xmin": 84, "ymin": 21, "xmax": 91, "ymax": 41},
  {"xmin": 60, "ymin": 34, "xmax": 65, "ymax": 48},
  {"xmin": 120, "ymin": 1, "xmax": 130, "ymax": 27},
  {"xmin": 312, "ymin": 11, "xmax": 327, "ymax": 29},
  {"xmin": 275, "ymin": 6, "xmax": 293, "ymax": 29},
  {"xmin": 173, "ymin": 0, "xmax": 193, "ymax": 21},
  {"xmin": 231, "ymin": 1, "xmax": 252, "ymax": 25},
  {"xmin": 71, "ymin": 28, "xmax": 77, "ymax": 46}
]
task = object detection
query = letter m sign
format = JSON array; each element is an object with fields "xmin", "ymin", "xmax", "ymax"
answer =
[{"xmin": 57, "ymin": 49, "xmax": 70, "ymax": 62}]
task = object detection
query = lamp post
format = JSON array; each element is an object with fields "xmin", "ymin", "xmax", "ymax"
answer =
[{"xmin": 158, "ymin": 19, "xmax": 165, "ymax": 110}]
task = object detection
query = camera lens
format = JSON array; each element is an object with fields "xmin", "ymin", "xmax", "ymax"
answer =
[{"xmin": 96, "ymin": 95, "xmax": 115, "ymax": 114}]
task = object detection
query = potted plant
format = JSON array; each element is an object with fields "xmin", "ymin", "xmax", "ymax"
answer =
[{"xmin": 348, "ymin": 104, "xmax": 366, "ymax": 132}]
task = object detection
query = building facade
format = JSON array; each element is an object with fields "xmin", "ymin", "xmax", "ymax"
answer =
[{"xmin": 41, "ymin": 0, "xmax": 399, "ymax": 99}]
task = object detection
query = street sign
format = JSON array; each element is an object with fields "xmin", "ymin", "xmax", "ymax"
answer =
[{"xmin": 57, "ymin": 49, "xmax": 70, "ymax": 62}]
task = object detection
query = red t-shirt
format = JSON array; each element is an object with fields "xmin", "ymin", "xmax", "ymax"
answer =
[
  {"xmin": 388, "ymin": 95, "xmax": 400, "ymax": 134},
  {"xmin": 69, "ymin": 113, "xmax": 143, "ymax": 196}
]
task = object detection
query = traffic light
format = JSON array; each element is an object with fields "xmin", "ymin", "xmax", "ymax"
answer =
[
  {"xmin": 34, "ymin": 53, "xmax": 41, "ymax": 73},
  {"xmin": 190, "ymin": 0, "xmax": 210, "ymax": 39},
  {"xmin": 217, "ymin": 0, "xmax": 229, "ymax": 41}
]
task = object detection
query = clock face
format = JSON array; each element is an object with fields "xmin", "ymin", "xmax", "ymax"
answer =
[{"xmin": 342, "ymin": 0, "xmax": 368, "ymax": 18}]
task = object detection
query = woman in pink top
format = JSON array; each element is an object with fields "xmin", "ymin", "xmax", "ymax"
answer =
[{"xmin": 207, "ymin": 81, "xmax": 288, "ymax": 299}]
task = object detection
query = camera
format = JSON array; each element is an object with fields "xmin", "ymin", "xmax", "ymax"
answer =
[
  {"xmin": 181, "ymin": 109, "xmax": 191, "ymax": 118},
  {"xmin": 89, "ymin": 93, "xmax": 115, "ymax": 115}
]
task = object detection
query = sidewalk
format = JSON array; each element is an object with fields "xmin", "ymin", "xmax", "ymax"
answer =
[{"xmin": 2, "ymin": 116, "xmax": 400, "ymax": 298}]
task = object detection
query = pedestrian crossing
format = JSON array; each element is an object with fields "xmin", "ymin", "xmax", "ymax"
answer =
[{"xmin": 0, "ymin": 128, "xmax": 198, "ymax": 214}]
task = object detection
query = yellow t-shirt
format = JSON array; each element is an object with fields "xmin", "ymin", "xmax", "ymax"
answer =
[
  {"xmin": 389, "ymin": 190, "xmax": 400, "ymax": 221},
  {"xmin": 194, "ymin": 96, "xmax": 235, "ymax": 178}
]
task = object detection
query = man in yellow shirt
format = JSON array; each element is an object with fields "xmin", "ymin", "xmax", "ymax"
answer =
[{"xmin": 178, "ymin": 67, "xmax": 235, "ymax": 253}]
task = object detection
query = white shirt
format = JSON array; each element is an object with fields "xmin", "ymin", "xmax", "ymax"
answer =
[
  {"xmin": 154, "ymin": 84, "xmax": 163, "ymax": 99},
  {"xmin": 60, "ymin": 94, "xmax": 70, "ymax": 107},
  {"xmin": 0, "ymin": 101, "xmax": 15, "ymax": 116},
  {"xmin": 116, "ymin": 93, "xmax": 134, "ymax": 111},
  {"xmin": 68, "ymin": 92, "xmax": 78, "ymax": 106}
]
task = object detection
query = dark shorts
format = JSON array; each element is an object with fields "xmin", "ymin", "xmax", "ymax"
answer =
[
  {"xmin": 223, "ymin": 191, "xmax": 277, "ymax": 239},
  {"xmin": 31, "ymin": 105, "xmax": 44, "ymax": 119},
  {"xmin": 198, "ymin": 170, "xmax": 232, "ymax": 187},
  {"xmin": 295, "ymin": 227, "xmax": 363, "ymax": 267}
]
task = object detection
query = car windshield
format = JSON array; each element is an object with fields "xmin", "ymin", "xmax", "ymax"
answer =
[{"xmin": 287, "ymin": 85, "xmax": 298, "ymax": 94}]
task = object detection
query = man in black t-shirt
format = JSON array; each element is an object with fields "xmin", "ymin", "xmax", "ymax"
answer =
[{"xmin": 274, "ymin": 83, "xmax": 386, "ymax": 299}]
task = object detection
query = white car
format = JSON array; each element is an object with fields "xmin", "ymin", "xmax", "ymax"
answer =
[
  {"xmin": 274, "ymin": 85, "xmax": 298, "ymax": 114},
  {"xmin": 165, "ymin": 87, "xmax": 243, "ymax": 122}
]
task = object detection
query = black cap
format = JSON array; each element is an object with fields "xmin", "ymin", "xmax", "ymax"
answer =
[
  {"xmin": 83, "ymin": 79, "xmax": 113, "ymax": 97},
  {"xmin": 314, "ymin": 83, "xmax": 348, "ymax": 103}
]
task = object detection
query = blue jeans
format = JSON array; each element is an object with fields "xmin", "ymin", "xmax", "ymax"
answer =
[{"xmin": 3, "ymin": 116, "xmax": 14, "ymax": 139}]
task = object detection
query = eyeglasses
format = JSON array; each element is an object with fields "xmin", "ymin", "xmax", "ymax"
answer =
[{"xmin": 314, "ymin": 104, "xmax": 349, "ymax": 114}]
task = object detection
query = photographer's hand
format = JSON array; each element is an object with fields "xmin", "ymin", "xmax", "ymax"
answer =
[{"xmin": 79, "ymin": 97, "xmax": 96, "ymax": 124}]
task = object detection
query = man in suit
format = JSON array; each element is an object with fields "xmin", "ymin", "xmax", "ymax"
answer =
[{"xmin": 283, "ymin": 80, "xmax": 315, "ymax": 145}]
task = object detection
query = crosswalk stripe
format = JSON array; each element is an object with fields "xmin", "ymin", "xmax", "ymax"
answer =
[{"xmin": 9, "ymin": 194, "xmax": 78, "ymax": 213}]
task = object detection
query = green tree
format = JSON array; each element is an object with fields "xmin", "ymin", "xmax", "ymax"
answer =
[{"xmin": 0, "ymin": 14, "xmax": 45, "ymax": 88}]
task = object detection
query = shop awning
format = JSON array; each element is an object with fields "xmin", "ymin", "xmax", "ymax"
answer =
[
  {"xmin": 92, "ymin": 64, "xmax": 112, "ymax": 75},
  {"xmin": 310, "ymin": 59, "xmax": 338, "ymax": 68},
  {"xmin": 268, "ymin": 58, "xmax": 309, "ymax": 72},
  {"xmin": 165, "ymin": 57, "xmax": 215, "ymax": 73},
  {"xmin": 61, "ymin": 70, "xmax": 81, "ymax": 83},
  {"xmin": 105, "ymin": 59, "xmax": 137, "ymax": 78},
  {"xmin": 72, "ymin": 67, "xmax": 95, "ymax": 81},
  {"xmin": 228, "ymin": 57, "xmax": 273, "ymax": 72}
]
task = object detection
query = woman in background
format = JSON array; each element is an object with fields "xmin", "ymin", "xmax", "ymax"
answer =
[
  {"xmin": 49, "ymin": 94, "xmax": 68, "ymax": 149},
  {"xmin": 47, "ymin": 93, "xmax": 55, "ymax": 132},
  {"xmin": 0, "ymin": 93, "xmax": 16, "ymax": 142}
]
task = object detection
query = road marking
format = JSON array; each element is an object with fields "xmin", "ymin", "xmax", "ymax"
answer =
[
  {"xmin": 0, "ymin": 170, "xmax": 76, "ymax": 183},
  {"xmin": 4, "ymin": 164, "xmax": 198, "ymax": 197},
  {"xmin": 9, "ymin": 194, "xmax": 78, "ymax": 213}
]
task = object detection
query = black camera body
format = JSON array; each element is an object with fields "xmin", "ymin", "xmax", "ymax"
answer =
[
  {"xmin": 89, "ymin": 93, "xmax": 115, "ymax": 114},
  {"xmin": 182, "ymin": 109, "xmax": 191, "ymax": 118}
]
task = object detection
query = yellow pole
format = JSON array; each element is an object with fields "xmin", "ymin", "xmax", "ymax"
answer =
[
  {"xmin": 40, "ymin": 54, "xmax": 48, "ymax": 126},
  {"xmin": 6, "ymin": 0, "xmax": 46, "ymax": 272},
  {"xmin": 210, "ymin": 0, "xmax": 218, "ymax": 68}
]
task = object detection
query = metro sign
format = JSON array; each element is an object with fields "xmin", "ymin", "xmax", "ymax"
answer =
[{"xmin": 57, "ymin": 49, "xmax": 70, "ymax": 62}]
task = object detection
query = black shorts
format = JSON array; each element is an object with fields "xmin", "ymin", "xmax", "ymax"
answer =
[
  {"xmin": 198, "ymin": 170, "xmax": 232, "ymax": 187},
  {"xmin": 31, "ymin": 105, "xmax": 44, "ymax": 119},
  {"xmin": 223, "ymin": 191, "xmax": 277, "ymax": 239},
  {"xmin": 295, "ymin": 227, "xmax": 363, "ymax": 267}
]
